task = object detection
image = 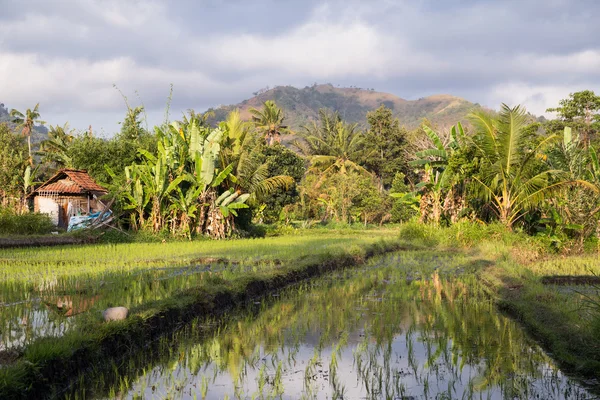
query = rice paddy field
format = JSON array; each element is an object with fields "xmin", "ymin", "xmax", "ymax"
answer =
[
  {"xmin": 54, "ymin": 252, "xmax": 598, "ymax": 399},
  {"xmin": 1, "ymin": 226, "xmax": 600, "ymax": 399},
  {"xmin": 0, "ymin": 229, "xmax": 398, "ymax": 352}
]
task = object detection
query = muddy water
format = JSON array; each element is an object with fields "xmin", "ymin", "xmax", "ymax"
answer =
[{"xmin": 87, "ymin": 253, "xmax": 594, "ymax": 399}]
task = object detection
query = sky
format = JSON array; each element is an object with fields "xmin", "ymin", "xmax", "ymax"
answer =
[{"xmin": 1, "ymin": 0, "xmax": 598, "ymax": 135}]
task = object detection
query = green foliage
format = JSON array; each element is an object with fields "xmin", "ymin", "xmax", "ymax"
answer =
[
  {"xmin": 255, "ymin": 143, "xmax": 305, "ymax": 223},
  {"xmin": 68, "ymin": 131, "xmax": 157, "ymax": 186},
  {"xmin": 249, "ymin": 100, "xmax": 290, "ymax": 145},
  {"xmin": 363, "ymin": 105, "xmax": 409, "ymax": 189},
  {"xmin": 546, "ymin": 90, "xmax": 600, "ymax": 146},
  {"xmin": 469, "ymin": 104, "xmax": 575, "ymax": 228},
  {"xmin": 297, "ymin": 109, "xmax": 368, "ymax": 176},
  {"xmin": 120, "ymin": 117, "xmax": 252, "ymax": 239},
  {"xmin": 220, "ymin": 110, "xmax": 294, "ymax": 204},
  {"xmin": 37, "ymin": 123, "xmax": 75, "ymax": 169},
  {"xmin": 398, "ymin": 221, "xmax": 439, "ymax": 246},
  {"xmin": 410, "ymin": 122, "xmax": 469, "ymax": 224},
  {"xmin": 299, "ymin": 171, "xmax": 384, "ymax": 224},
  {"xmin": 119, "ymin": 105, "xmax": 147, "ymax": 142},
  {"xmin": 390, "ymin": 172, "xmax": 418, "ymax": 222},
  {"xmin": 9, "ymin": 103, "xmax": 45, "ymax": 164},
  {"xmin": 0, "ymin": 124, "xmax": 28, "ymax": 206},
  {"xmin": 0, "ymin": 207, "xmax": 54, "ymax": 235}
]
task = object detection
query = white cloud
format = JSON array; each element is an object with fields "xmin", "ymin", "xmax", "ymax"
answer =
[
  {"xmin": 485, "ymin": 82, "xmax": 592, "ymax": 116},
  {"xmin": 513, "ymin": 50, "xmax": 600, "ymax": 76},
  {"xmin": 1, "ymin": 0, "xmax": 599, "ymax": 130}
]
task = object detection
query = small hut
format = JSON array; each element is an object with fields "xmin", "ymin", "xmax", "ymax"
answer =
[{"xmin": 29, "ymin": 169, "xmax": 108, "ymax": 229}]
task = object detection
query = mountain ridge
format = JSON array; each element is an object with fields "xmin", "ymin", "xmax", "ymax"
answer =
[{"xmin": 206, "ymin": 84, "xmax": 482, "ymax": 131}]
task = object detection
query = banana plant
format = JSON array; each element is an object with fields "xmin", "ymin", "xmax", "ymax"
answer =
[
  {"xmin": 410, "ymin": 123, "xmax": 466, "ymax": 168},
  {"xmin": 122, "ymin": 166, "xmax": 150, "ymax": 230},
  {"xmin": 409, "ymin": 123, "xmax": 468, "ymax": 224},
  {"xmin": 134, "ymin": 141, "xmax": 187, "ymax": 232},
  {"xmin": 19, "ymin": 165, "xmax": 39, "ymax": 214},
  {"xmin": 215, "ymin": 189, "xmax": 250, "ymax": 218},
  {"xmin": 123, "ymin": 117, "xmax": 252, "ymax": 238}
]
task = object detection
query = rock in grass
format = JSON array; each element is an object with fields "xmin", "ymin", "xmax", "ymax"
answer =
[{"xmin": 102, "ymin": 307, "xmax": 128, "ymax": 322}]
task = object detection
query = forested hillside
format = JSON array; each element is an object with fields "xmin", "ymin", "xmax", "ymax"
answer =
[{"xmin": 206, "ymin": 84, "xmax": 482, "ymax": 131}]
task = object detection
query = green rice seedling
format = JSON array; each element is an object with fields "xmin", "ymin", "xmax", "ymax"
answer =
[{"xmin": 5, "ymin": 248, "xmax": 598, "ymax": 399}]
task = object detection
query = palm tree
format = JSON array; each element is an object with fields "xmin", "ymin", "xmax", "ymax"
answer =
[
  {"xmin": 10, "ymin": 103, "xmax": 45, "ymax": 165},
  {"xmin": 469, "ymin": 104, "xmax": 596, "ymax": 229},
  {"xmin": 220, "ymin": 110, "xmax": 293, "ymax": 201},
  {"xmin": 545, "ymin": 127, "xmax": 600, "ymax": 241},
  {"xmin": 249, "ymin": 101, "xmax": 289, "ymax": 145},
  {"xmin": 38, "ymin": 123, "xmax": 74, "ymax": 168},
  {"xmin": 297, "ymin": 109, "xmax": 369, "ymax": 177}
]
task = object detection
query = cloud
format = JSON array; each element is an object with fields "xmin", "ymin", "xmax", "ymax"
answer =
[
  {"xmin": 0, "ymin": 0, "xmax": 599, "ymax": 131},
  {"xmin": 485, "ymin": 82, "xmax": 595, "ymax": 117}
]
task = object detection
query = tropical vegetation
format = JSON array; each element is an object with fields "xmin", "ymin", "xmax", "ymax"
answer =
[{"xmin": 0, "ymin": 89, "xmax": 599, "ymax": 248}]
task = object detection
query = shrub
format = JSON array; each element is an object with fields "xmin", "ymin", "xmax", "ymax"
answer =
[
  {"xmin": 0, "ymin": 208, "xmax": 54, "ymax": 235},
  {"xmin": 398, "ymin": 221, "xmax": 439, "ymax": 246}
]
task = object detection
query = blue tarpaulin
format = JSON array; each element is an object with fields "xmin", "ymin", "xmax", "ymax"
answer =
[{"xmin": 67, "ymin": 210, "xmax": 112, "ymax": 232}]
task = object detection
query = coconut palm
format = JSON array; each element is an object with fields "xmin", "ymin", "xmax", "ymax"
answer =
[
  {"xmin": 297, "ymin": 109, "xmax": 369, "ymax": 177},
  {"xmin": 469, "ymin": 104, "xmax": 597, "ymax": 229},
  {"xmin": 37, "ymin": 123, "xmax": 74, "ymax": 168},
  {"xmin": 10, "ymin": 103, "xmax": 45, "ymax": 165},
  {"xmin": 544, "ymin": 127, "xmax": 600, "ymax": 241},
  {"xmin": 249, "ymin": 101, "xmax": 289, "ymax": 145},
  {"xmin": 220, "ymin": 110, "xmax": 293, "ymax": 201}
]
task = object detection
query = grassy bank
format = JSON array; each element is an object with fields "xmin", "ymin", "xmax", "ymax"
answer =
[
  {"xmin": 397, "ymin": 222, "xmax": 600, "ymax": 381},
  {"xmin": 0, "ymin": 231, "xmax": 403, "ymax": 398}
]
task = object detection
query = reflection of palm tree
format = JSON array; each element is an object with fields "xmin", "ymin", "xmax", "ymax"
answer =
[
  {"xmin": 10, "ymin": 103, "xmax": 45, "ymax": 165},
  {"xmin": 249, "ymin": 101, "xmax": 289, "ymax": 145}
]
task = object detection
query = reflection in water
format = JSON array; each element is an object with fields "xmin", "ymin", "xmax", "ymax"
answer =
[
  {"xmin": 83, "ymin": 253, "xmax": 596, "ymax": 400},
  {"xmin": 0, "ymin": 262, "xmax": 252, "ymax": 350}
]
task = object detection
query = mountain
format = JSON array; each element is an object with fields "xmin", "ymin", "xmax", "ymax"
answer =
[{"xmin": 206, "ymin": 84, "xmax": 482, "ymax": 131}]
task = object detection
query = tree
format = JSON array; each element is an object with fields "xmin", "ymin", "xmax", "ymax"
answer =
[
  {"xmin": 363, "ymin": 105, "xmax": 409, "ymax": 191},
  {"xmin": 545, "ymin": 127, "xmax": 600, "ymax": 245},
  {"xmin": 546, "ymin": 90, "xmax": 600, "ymax": 147},
  {"xmin": 0, "ymin": 124, "xmax": 28, "ymax": 208},
  {"xmin": 9, "ymin": 103, "xmax": 45, "ymax": 164},
  {"xmin": 295, "ymin": 110, "xmax": 384, "ymax": 224},
  {"xmin": 119, "ymin": 105, "xmax": 147, "ymax": 142},
  {"xmin": 220, "ymin": 110, "xmax": 294, "ymax": 202},
  {"xmin": 256, "ymin": 142, "xmax": 305, "ymax": 223},
  {"xmin": 120, "ymin": 118, "xmax": 250, "ymax": 239},
  {"xmin": 469, "ymin": 104, "xmax": 596, "ymax": 229},
  {"xmin": 38, "ymin": 123, "xmax": 75, "ymax": 169},
  {"xmin": 297, "ymin": 109, "xmax": 369, "ymax": 178},
  {"xmin": 249, "ymin": 101, "xmax": 290, "ymax": 145},
  {"xmin": 409, "ymin": 123, "xmax": 469, "ymax": 224},
  {"xmin": 389, "ymin": 172, "xmax": 419, "ymax": 222}
]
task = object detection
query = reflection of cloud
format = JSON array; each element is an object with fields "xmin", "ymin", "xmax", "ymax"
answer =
[{"xmin": 0, "ymin": 0, "xmax": 599, "ymax": 130}]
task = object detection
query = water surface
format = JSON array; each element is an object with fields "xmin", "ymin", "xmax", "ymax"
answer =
[{"xmin": 80, "ymin": 253, "xmax": 596, "ymax": 399}]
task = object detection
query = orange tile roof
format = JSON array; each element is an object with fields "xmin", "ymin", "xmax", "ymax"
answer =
[{"xmin": 33, "ymin": 169, "xmax": 107, "ymax": 195}]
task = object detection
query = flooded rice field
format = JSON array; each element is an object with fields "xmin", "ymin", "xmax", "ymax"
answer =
[
  {"xmin": 68, "ymin": 253, "xmax": 595, "ymax": 400},
  {"xmin": 0, "ymin": 260, "xmax": 271, "ymax": 351}
]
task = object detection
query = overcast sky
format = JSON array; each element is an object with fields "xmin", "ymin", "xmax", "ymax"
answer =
[{"xmin": 1, "ymin": 0, "xmax": 598, "ymax": 135}]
